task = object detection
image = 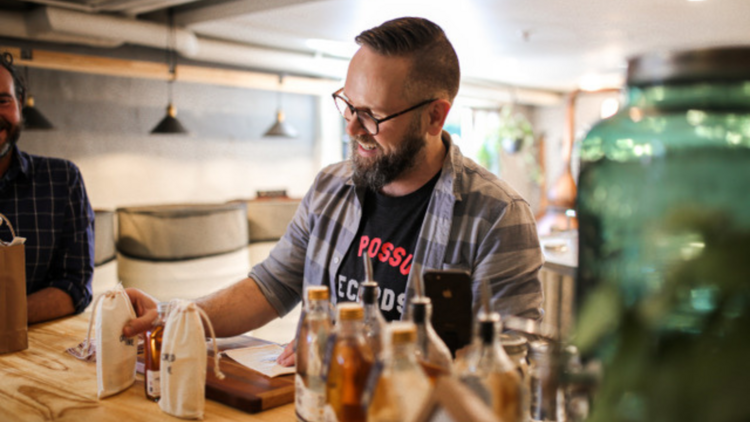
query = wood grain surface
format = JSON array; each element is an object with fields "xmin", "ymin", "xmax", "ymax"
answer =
[{"xmin": 0, "ymin": 314, "xmax": 295, "ymax": 422}]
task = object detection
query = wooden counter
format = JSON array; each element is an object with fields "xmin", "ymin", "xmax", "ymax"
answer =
[{"xmin": 0, "ymin": 314, "xmax": 295, "ymax": 421}]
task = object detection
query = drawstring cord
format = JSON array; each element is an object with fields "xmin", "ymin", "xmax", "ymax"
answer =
[
  {"xmin": 194, "ymin": 305, "xmax": 226, "ymax": 380},
  {"xmin": 82, "ymin": 283, "xmax": 127, "ymax": 356}
]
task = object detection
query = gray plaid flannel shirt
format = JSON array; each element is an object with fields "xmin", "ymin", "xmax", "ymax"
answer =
[{"xmin": 251, "ymin": 132, "xmax": 544, "ymax": 321}]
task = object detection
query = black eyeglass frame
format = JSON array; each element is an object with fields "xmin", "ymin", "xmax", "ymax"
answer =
[{"xmin": 332, "ymin": 88, "xmax": 436, "ymax": 135}]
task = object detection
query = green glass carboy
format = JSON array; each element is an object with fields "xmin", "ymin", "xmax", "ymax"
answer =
[{"xmin": 575, "ymin": 47, "xmax": 750, "ymax": 422}]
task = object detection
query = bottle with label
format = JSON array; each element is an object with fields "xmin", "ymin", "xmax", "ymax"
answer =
[
  {"xmin": 296, "ymin": 286, "xmax": 333, "ymax": 422},
  {"xmin": 408, "ymin": 297, "xmax": 453, "ymax": 382},
  {"xmin": 366, "ymin": 321, "xmax": 433, "ymax": 422},
  {"xmin": 144, "ymin": 302, "xmax": 169, "ymax": 401},
  {"xmin": 360, "ymin": 281, "xmax": 386, "ymax": 358},
  {"xmin": 462, "ymin": 314, "xmax": 524, "ymax": 422},
  {"xmin": 324, "ymin": 303, "xmax": 374, "ymax": 422}
]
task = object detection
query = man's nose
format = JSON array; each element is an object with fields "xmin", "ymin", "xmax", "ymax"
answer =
[{"xmin": 345, "ymin": 115, "xmax": 369, "ymax": 137}]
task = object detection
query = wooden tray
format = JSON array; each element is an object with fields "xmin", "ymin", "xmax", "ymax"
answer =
[{"xmin": 137, "ymin": 336, "xmax": 294, "ymax": 413}]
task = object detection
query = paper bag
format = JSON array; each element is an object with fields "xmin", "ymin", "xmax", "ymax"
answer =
[
  {"xmin": 159, "ymin": 299, "xmax": 224, "ymax": 420},
  {"xmin": 0, "ymin": 212, "xmax": 28, "ymax": 355}
]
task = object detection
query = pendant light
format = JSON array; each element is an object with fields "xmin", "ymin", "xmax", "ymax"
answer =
[
  {"xmin": 263, "ymin": 75, "xmax": 297, "ymax": 138},
  {"xmin": 22, "ymin": 66, "xmax": 54, "ymax": 130},
  {"xmin": 151, "ymin": 8, "xmax": 188, "ymax": 135}
]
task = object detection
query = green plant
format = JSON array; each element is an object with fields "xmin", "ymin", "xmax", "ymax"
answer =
[
  {"xmin": 497, "ymin": 104, "xmax": 534, "ymax": 154},
  {"xmin": 477, "ymin": 105, "xmax": 543, "ymax": 185}
]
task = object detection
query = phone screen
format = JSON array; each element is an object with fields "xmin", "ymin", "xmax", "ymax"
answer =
[{"xmin": 422, "ymin": 269, "xmax": 473, "ymax": 357}]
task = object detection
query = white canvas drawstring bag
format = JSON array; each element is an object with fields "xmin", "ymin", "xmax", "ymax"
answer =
[
  {"xmin": 82, "ymin": 283, "xmax": 138, "ymax": 399},
  {"xmin": 159, "ymin": 300, "xmax": 225, "ymax": 420}
]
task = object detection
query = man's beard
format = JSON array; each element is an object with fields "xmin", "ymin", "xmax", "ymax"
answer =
[
  {"xmin": 350, "ymin": 117, "xmax": 426, "ymax": 192},
  {"xmin": 0, "ymin": 117, "xmax": 21, "ymax": 160}
]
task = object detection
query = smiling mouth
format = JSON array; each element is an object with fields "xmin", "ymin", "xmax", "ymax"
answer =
[{"xmin": 358, "ymin": 140, "xmax": 378, "ymax": 151}]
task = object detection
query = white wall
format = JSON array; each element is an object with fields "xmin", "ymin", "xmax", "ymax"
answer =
[
  {"xmin": 18, "ymin": 68, "xmax": 619, "ymax": 217},
  {"xmin": 19, "ymin": 68, "xmax": 341, "ymax": 210}
]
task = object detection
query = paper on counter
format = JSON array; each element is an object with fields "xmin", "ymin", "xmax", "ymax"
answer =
[{"xmin": 223, "ymin": 344, "xmax": 295, "ymax": 378}]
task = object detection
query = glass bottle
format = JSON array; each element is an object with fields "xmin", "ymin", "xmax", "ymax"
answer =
[
  {"xmin": 501, "ymin": 332, "xmax": 529, "ymax": 381},
  {"xmin": 366, "ymin": 321, "xmax": 433, "ymax": 422},
  {"xmin": 408, "ymin": 297, "xmax": 453, "ymax": 382},
  {"xmin": 462, "ymin": 315, "xmax": 524, "ymax": 422},
  {"xmin": 502, "ymin": 332, "xmax": 531, "ymax": 421},
  {"xmin": 324, "ymin": 303, "xmax": 374, "ymax": 422},
  {"xmin": 144, "ymin": 302, "xmax": 169, "ymax": 402},
  {"xmin": 359, "ymin": 281, "xmax": 386, "ymax": 358},
  {"xmin": 576, "ymin": 46, "xmax": 750, "ymax": 421},
  {"xmin": 528, "ymin": 340, "xmax": 557, "ymax": 422},
  {"xmin": 296, "ymin": 286, "xmax": 332, "ymax": 422}
]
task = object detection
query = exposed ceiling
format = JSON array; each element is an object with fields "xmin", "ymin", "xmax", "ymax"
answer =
[{"xmin": 2, "ymin": 0, "xmax": 750, "ymax": 94}]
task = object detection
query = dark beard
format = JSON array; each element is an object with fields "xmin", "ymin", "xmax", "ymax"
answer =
[
  {"xmin": 0, "ymin": 117, "xmax": 21, "ymax": 160},
  {"xmin": 350, "ymin": 118, "xmax": 426, "ymax": 192}
]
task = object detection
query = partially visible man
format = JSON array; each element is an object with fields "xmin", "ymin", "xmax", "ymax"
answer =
[
  {"xmin": 123, "ymin": 17, "xmax": 543, "ymax": 366},
  {"xmin": 0, "ymin": 52, "xmax": 94, "ymax": 323}
]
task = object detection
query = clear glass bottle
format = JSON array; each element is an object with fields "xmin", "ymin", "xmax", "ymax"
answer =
[
  {"xmin": 144, "ymin": 302, "xmax": 169, "ymax": 402},
  {"xmin": 501, "ymin": 332, "xmax": 529, "ymax": 381},
  {"xmin": 408, "ymin": 297, "xmax": 453, "ymax": 382},
  {"xmin": 367, "ymin": 321, "xmax": 432, "ymax": 422},
  {"xmin": 462, "ymin": 315, "xmax": 524, "ymax": 422},
  {"xmin": 359, "ymin": 281, "xmax": 386, "ymax": 359},
  {"xmin": 576, "ymin": 46, "xmax": 750, "ymax": 421},
  {"xmin": 502, "ymin": 332, "xmax": 531, "ymax": 421},
  {"xmin": 324, "ymin": 303, "xmax": 374, "ymax": 422},
  {"xmin": 528, "ymin": 340, "xmax": 557, "ymax": 422},
  {"xmin": 296, "ymin": 286, "xmax": 332, "ymax": 422}
]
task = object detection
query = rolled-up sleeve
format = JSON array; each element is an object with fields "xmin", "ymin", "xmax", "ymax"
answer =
[{"xmin": 250, "ymin": 181, "xmax": 314, "ymax": 317}]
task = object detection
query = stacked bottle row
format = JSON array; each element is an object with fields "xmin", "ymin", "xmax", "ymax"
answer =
[{"xmin": 294, "ymin": 282, "xmax": 546, "ymax": 422}]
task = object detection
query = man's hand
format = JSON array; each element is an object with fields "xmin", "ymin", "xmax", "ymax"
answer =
[
  {"xmin": 122, "ymin": 288, "xmax": 159, "ymax": 337},
  {"xmin": 276, "ymin": 341, "xmax": 295, "ymax": 367}
]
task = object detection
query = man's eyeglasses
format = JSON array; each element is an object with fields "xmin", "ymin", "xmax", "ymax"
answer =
[{"xmin": 332, "ymin": 88, "xmax": 436, "ymax": 136}]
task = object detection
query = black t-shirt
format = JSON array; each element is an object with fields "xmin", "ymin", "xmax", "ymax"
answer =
[{"xmin": 335, "ymin": 172, "xmax": 440, "ymax": 321}]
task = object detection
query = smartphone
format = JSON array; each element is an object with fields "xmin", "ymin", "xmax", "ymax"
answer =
[{"xmin": 422, "ymin": 269, "xmax": 473, "ymax": 357}]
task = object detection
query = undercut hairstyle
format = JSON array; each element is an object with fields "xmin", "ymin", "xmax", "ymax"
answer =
[
  {"xmin": 355, "ymin": 17, "xmax": 460, "ymax": 104},
  {"xmin": 0, "ymin": 52, "xmax": 26, "ymax": 106}
]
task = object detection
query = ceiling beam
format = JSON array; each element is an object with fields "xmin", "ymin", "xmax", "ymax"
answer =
[
  {"xmin": 176, "ymin": 0, "xmax": 326, "ymax": 26},
  {"xmin": 0, "ymin": 46, "xmax": 339, "ymax": 96}
]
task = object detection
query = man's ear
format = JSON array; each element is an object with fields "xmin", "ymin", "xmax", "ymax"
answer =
[{"xmin": 426, "ymin": 99, "xmax": 451, "ymax": 136}]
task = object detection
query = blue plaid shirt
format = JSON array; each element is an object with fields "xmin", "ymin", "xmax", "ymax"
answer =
[{"xmin": 0, "ymin": 146, "xmax": 94, "ymax": 314}]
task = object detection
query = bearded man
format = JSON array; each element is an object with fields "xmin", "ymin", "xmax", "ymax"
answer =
[
  {"xmin": 0, "ymin": 52, "xmax": 95, "ymax": 323},
  {"xmin": 123, "ymin": 17, "xmax": 544, "ymax": 365}
]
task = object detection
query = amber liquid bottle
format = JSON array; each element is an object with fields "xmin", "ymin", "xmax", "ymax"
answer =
[
  {"xmin": 409, "ymin": 297, "xmax": 453, "ymax": 383},
  {"xmin": 144, "ymin": 302, "xmax": 169, "ymax": 401},
  {"xmin": 359, "ymin": 281, "xmax": 386, "ymax": 358},
  {"xmin": 295, "ymin": 286, "xmax": 332, "ymax": 422},
  {"xmin": 367, "ymin": 321, "xmax": 433, "ymax": 422},
  {"xmin": 462, "ymin": 315, "xmax": 524, "ymax": 422},
  {"xmin": 324, "ymin": 303, "xmax": 374, "ymax": 422}
]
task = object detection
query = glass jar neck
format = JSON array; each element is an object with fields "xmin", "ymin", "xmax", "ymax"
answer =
[
  {"xmin": 627, "ymin": 81, "xmax": 750, "ymax": 110},
  {"xmin": 475, "ymin": 339, "xmax": 515, "ymax": 371},
  {"xmin": 308, "ymin": 299, "xmax": 330, "ymax": 314},
  {"xmin": 363, "ymin": 302, "xmax": 384, "ymax": 319},
  {"xmin": 337, "ymin": 319, "xmax": 364, "ymax": 337},
  {"xmin": 391, "ymin": 342, "xmax": 418, "ymax": 363}
]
